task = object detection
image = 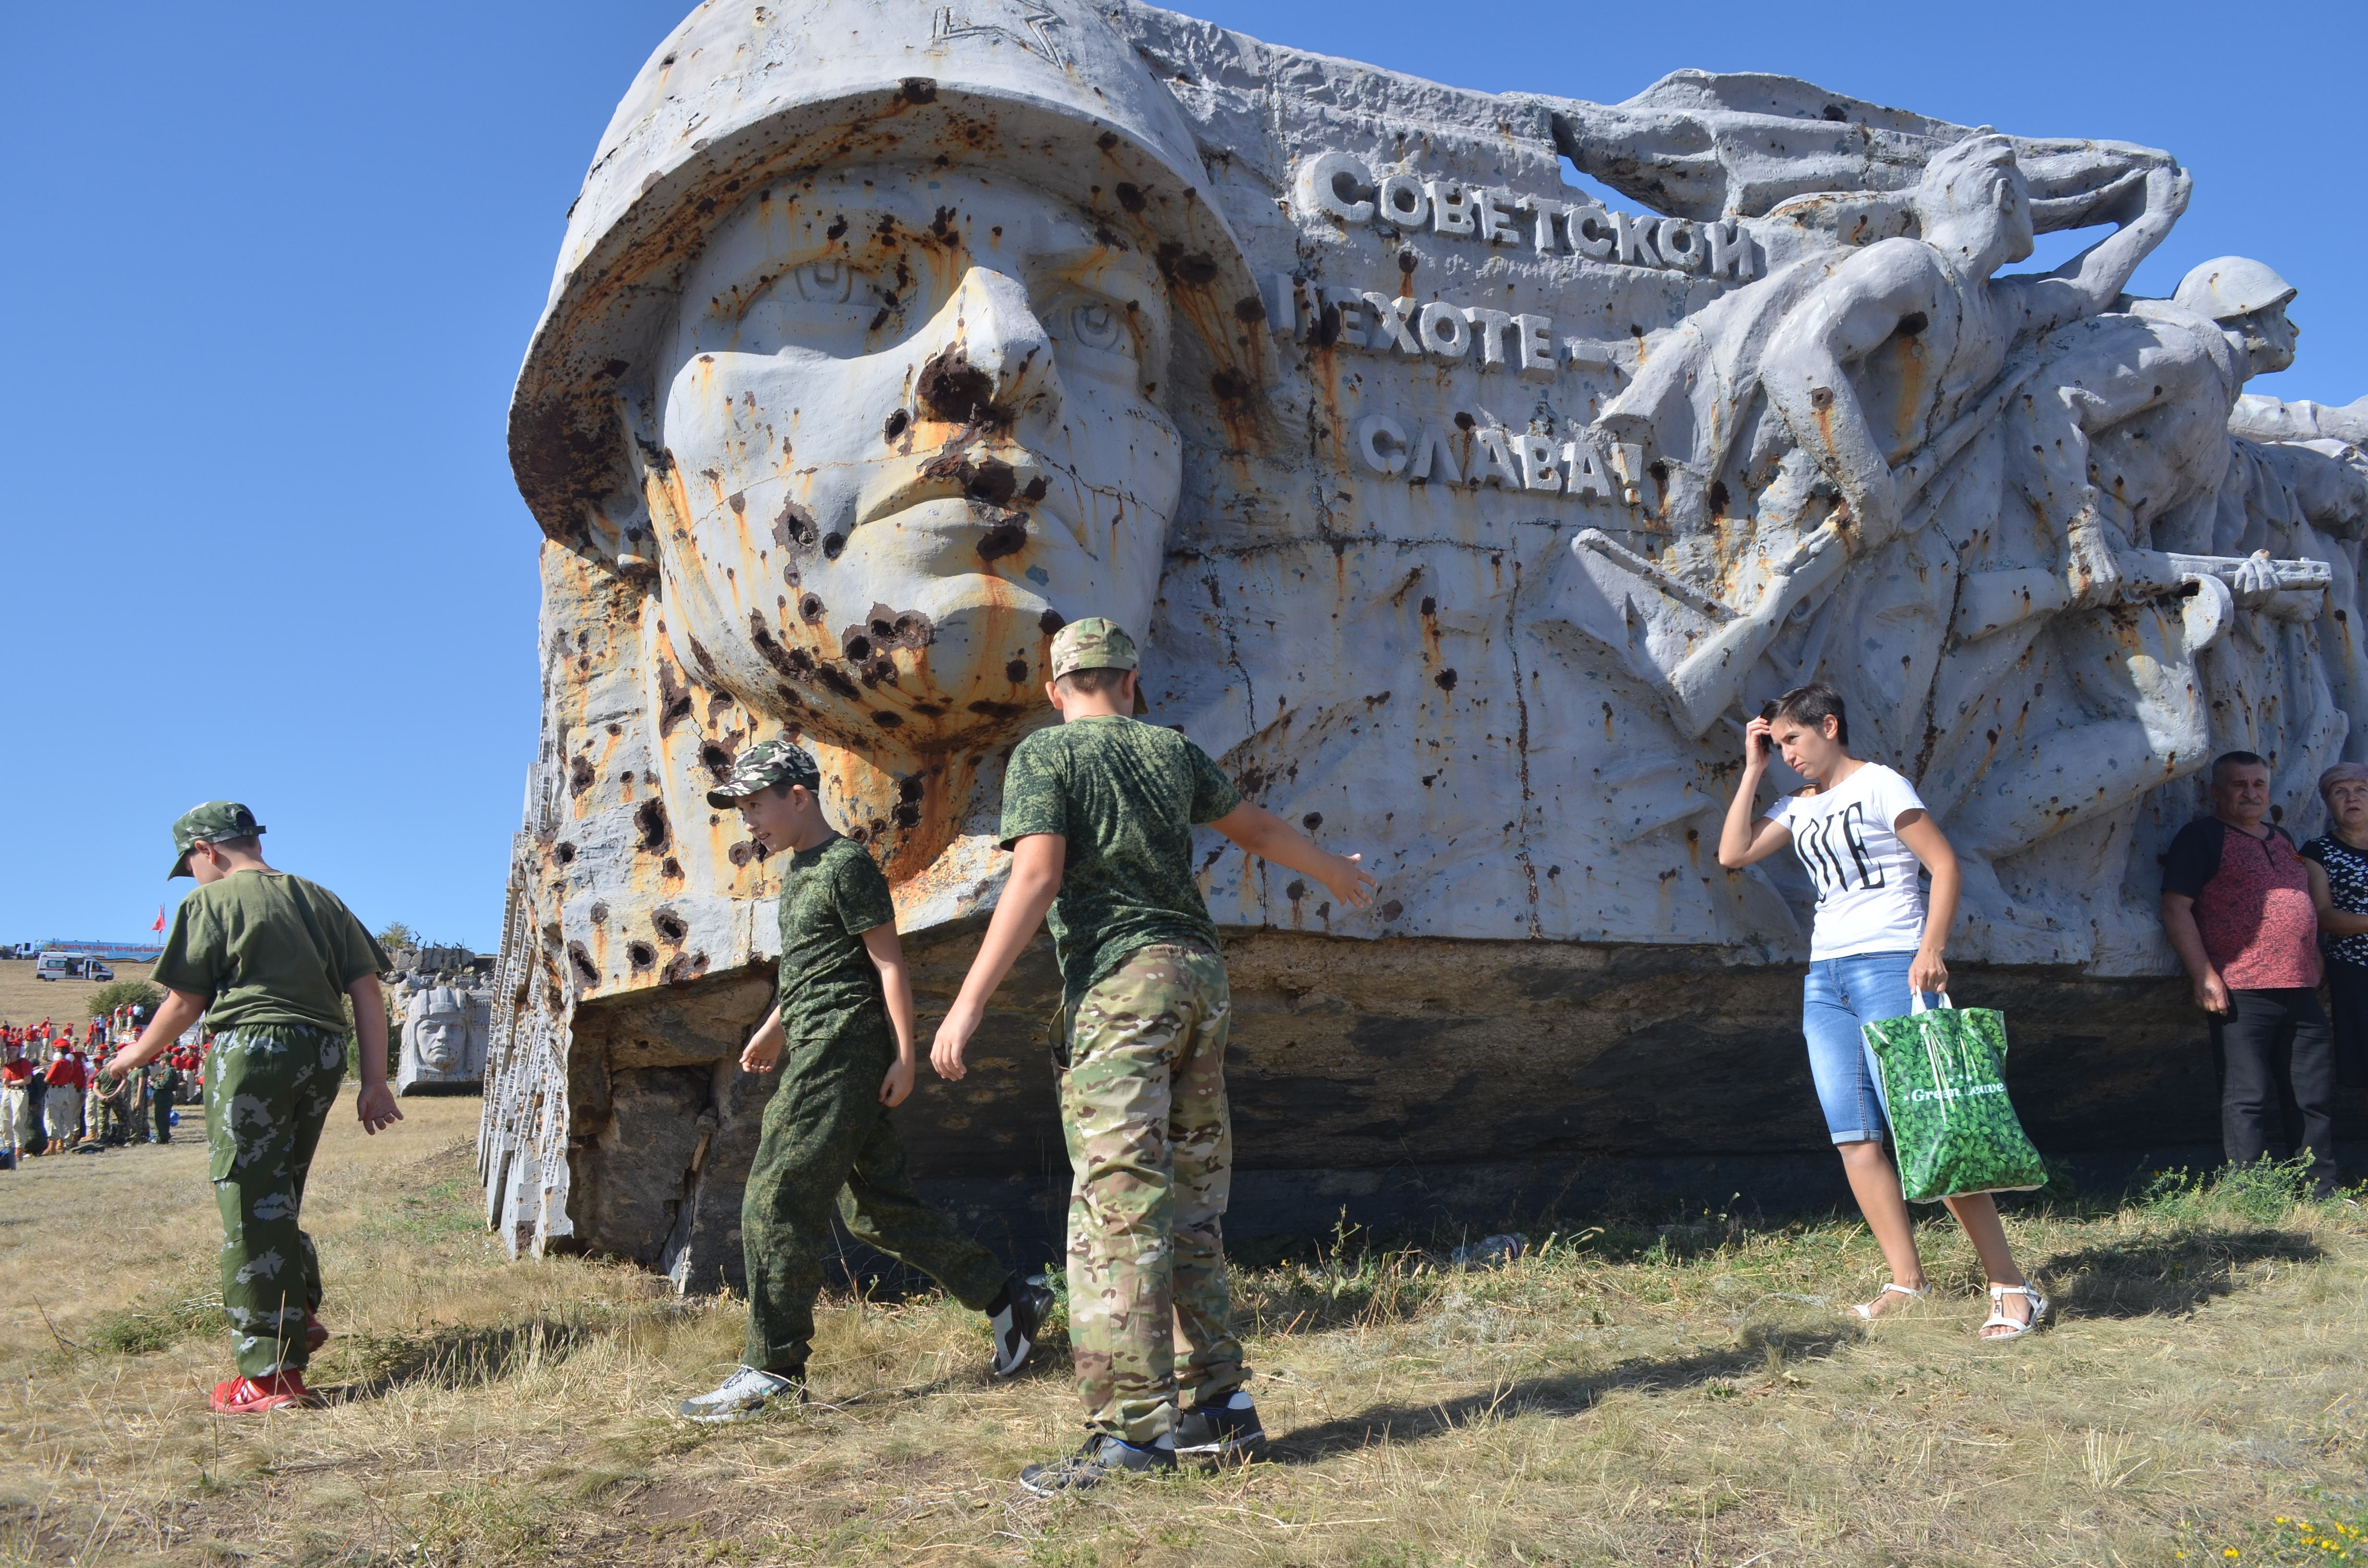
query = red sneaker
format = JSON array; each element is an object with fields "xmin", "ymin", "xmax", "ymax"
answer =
[
  {"xmin": 305, "ymin": 1311, "xmax": 329, "ymax": 1354},
  {"xmin": 210, "ymin": 1372, "xmax": 314, "ymax": 1414}
]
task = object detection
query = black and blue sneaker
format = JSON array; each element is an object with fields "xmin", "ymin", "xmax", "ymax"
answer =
[
  {"xmin": 1018, "ymin": 1433, "xmax": 1176, "ymax": 1495},
  {"xmin": 989, "ymin": 1275, "xmax": 1056, "ymax": 1378},
  {"xmin": 1173, "ymin": 1389, "xmax": 1268, "ymax": 1466}
]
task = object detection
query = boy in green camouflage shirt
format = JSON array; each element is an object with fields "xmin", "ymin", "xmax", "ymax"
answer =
[
  {"xmin": 933, "ymin": 618, "xmax": 1379, "ymax": 1493},
  {"xmin": 676, "ymin": 741, "xmax": 1053, "ymax": 1424},
  {"xmin": 106, "ymin": 801, "xmax": 402, "ymax": 1414}
]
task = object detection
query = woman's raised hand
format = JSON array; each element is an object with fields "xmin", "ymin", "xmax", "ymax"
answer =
[{"xmin": 1743, "ymin": 715, "xmax": 1774, "ymax": 772}]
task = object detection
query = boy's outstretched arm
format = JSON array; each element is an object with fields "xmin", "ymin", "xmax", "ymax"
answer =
[
  {"xmin": 349, "ymin": 974, "xmax": 403, "ymax": 1134},
  {"xmin": 862, "ymin": 924, "xmax": 919, "ymax": 1107},
  {"xmin": 931, "ymin": 833, "xmax": 1066, "ymax": 1082},
  {"xmin": 1208, "ymin": 803, "xmax": 1378, "ymax": 909}
]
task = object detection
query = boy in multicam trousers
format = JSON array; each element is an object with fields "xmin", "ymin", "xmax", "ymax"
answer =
[
  {"xmin": 107, "ymin": 802, "xmax": 402, "ymax": 1413},
  {"xmin": 932, "ymin": 619, "xmax": 1378, "ymax": 1493}
]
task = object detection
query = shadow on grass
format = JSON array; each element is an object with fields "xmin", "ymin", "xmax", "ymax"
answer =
[
  {"xmin": 1264, "ymin": 1325, "xmax": 1852, "ymax": 1464},
  {"xmin": 2034, "ymin": 1227, "xmax": 2322, "ymax": 1320},
  {"xmin": 315, "ymin": 1312, "xmax": 655, "ymax": 1404}
]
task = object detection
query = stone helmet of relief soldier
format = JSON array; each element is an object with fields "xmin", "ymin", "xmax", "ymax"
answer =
[{"xmin": 508, "ymin": 0, "xmax": 1271, "ymax": 762}]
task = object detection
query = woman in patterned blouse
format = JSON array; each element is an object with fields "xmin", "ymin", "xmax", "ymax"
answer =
[{"xmin": 2302, "ymin": 762, "xmax": 2368, "ymax": 1111}]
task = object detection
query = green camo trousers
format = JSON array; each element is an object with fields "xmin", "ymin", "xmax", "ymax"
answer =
[
  {"xmin": 207, "ymin": 1026, "xmax": 345, "ymax": 1377},
  {"xmin": 1061, "ymin": 943, "xmax": 1244, "ymax": 1446},
  {"xmin": 741, "ymin": 1028, "xmax": 1010, "ymax": 1377}
]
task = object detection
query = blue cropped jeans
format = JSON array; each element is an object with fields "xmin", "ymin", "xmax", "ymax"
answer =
[{"xmin": 1801, "ymin": 950, "xmax": 1934, "ymax": 1145}]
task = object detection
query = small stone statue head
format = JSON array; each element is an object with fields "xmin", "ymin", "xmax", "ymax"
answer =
[
  {"xmin": 412, "ymin": 987, "xmax": 470, "ymax": 1074},
  {"xmin": 1915, "ymin": 134, "xmax": 2034, "ymax": 270}
]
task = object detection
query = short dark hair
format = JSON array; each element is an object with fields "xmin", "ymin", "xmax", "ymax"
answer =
[
  {"xmin": 1057, "ymin": 666, "xmax": 1132, "ymax": 698},
  {"xmin": 2211, "ymin": 750, "xmax": 2269, "ymax": 783},
  {"xmin": 210, "ymin": 834, "xmax": 262, "ymax": 857},
  {"xmin": 1763, "ymin": 682, "xmax": 1850, "ymax": 746}
]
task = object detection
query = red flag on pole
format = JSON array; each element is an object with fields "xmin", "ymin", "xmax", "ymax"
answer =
[{"xmin": 152, "ymin": 905, "xmax": 165, "ymax": 932}]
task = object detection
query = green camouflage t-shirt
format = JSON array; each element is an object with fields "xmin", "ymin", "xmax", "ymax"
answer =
[
  {"xmin": 998, "ymin": 716, "xmax": 1243, "ymax": 1007},
  {"xmin": 777, "ymin": 834, "xmax": 897, "ymax": 1047},
  {"xmin": 152, "ymin": 870, "xmax": 389, "ymax": 1036}
]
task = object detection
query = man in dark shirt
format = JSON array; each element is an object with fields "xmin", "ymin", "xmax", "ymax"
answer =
[{"xmin": 2160, "ymin": 751, "xmax": 2338, "ymax": 1197}]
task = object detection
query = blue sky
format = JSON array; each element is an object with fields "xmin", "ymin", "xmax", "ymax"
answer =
[{"xmin": 2, "ymin": 0, "xmax": 2358, "ymax": 953}]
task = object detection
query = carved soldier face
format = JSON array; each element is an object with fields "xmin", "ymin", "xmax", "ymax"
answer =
[
  {"xmin": 654, "ymin": 166, "xmax": 1183, "ymax": 754},
  {"xmin": 2231, "ymin": 302, "xmax": 2299, "ymax": 377},
  {"xmin": 415, "ymin": 1011, "xmax": 465, "ymax": 1071}
]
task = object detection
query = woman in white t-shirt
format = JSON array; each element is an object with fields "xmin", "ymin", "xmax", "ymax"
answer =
[{"xmin": 1717, "ymin": 683, "xmax": 2045, "ymax": 1339}]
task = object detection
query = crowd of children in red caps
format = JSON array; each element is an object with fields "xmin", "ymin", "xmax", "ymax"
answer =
[{"xmin": 0, "ymin": 1005, "xmax": 206, "ymax": 1164}]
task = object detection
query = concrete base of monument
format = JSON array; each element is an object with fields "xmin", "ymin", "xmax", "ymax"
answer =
[
  {"xmin": 873, "ymin": 1139, "xmax": 2368, "ymax": 1289},
  {"xmin": 488, "ymin": 928, "xmax": 2368, "ymax": 1294}
]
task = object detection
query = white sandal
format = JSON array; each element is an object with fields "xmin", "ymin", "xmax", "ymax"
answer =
[
  {"xmin": 1979, "ymin": 1283, "xmax": 2048, "ymax": 1340},
  {"xmin": 1847, "ymin": 1282, "xmax": 1929, "ymax": 1321}
]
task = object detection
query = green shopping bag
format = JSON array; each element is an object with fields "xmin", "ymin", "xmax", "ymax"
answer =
[{"xmin": 1861, "ymin": 995, "xmax": 2047, "ymax": 1203}]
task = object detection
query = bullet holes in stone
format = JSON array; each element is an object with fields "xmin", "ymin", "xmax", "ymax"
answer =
[
  {"xmin": 627, "ymin": 942, "xmax": 657, "ymax": 970},
  {"xmin": 874, "ymin": 607, "xmax": 931, "ymax": 645},
  {"xmin": 916, "ymin": 348, "xmax": 997, "ymax": 426},
  {"xmin": 1039, "ymin": 609, "xmax": 1065, "ymax": 635},
  {"xmin": 1380, "ymin": 899, "xmax": 1405, "ymax": 922},
  {"xmin": 1285, "ymin": 879, "xmax": 1309, "ymax": 902},
  {"xmin": 976, "ymin": 520, "xmax": 1027, "ymax": 560},
  {"xmin": 822, "ymin": 533, "xmax": 847, "ymax": 560},
  {"xmin": 658, "ymin": 950, "xmax": 709, "ymax": 987},
  {"xmin": 1006, "ymin": 659, "xmax": 1030, "ymax": 684},
  {"xmin": 872, "ymin": 711, "xmax": 905, "ymax": 728},
  {"xmin": 568, "ymin": 756, "xmax": 594, "ymax": 796},
  {"xmin": 799, "ymin": 593, "xmax": 826, "ymax": 624},
  {"xmin": 635, "ymin": 798, "xmax": 670, "ymax": 853},
  {"xmin": 589, "ymin": 902, "xmax": 609, "ymax": 924},
  {"xmin": 652, "ymin": 908, "xmax": 688, "ymax": 945},
  {"xmin": 553, "ymin": 841, "xmax": 576, "ymax": 865},
  {"xmin": 841, "ymin": 628, "xmax": 876, "ymax": 662},
  {"xmin": 662, "ymin": 857, "xmax": 683, "ymax": 879},
  {"xmin": 816, "ymin": 666, "xmax": 862, "ymax": 701},
  {"xmin": 699, "ymin": 743, "xmax": 733, "ymax": 782},
  {"xmin": 884, "ymin": 408, "xmax": 910, "ymax": 442},
  {"xmin": 1302, "ymin": 812, "xmax": 1323, "ymax": 831},
  {"xmin": 1435, "ymin": 668, "xmax": 1458, "ymax": 691},
  {"xmin": 772, "ymin": 498, "xmax": 819, "ymax": 552},
  {"xmin": 567, "ymin": 942, "xmax": 600, "ymax": 986}
]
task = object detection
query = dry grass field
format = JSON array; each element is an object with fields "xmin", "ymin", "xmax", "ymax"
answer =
[
  {"xmin": 0, "ymin": 959, "xmax": 158, "ymax": 1034},
  {"xmin": 2, "ymin": 1094, "xmax": 2365, "ymax": 1567}
]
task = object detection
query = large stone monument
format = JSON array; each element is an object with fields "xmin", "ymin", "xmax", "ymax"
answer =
[
  {"xmin": 398, "ymin": 982, "xmax": 490, "ymax": 1095},
  {"xmin": 482, "ymin": 0, "xmax": 2368, "ymax": 1286}
]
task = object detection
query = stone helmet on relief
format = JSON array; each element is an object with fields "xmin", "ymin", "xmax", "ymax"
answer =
[{"xmin": 508, "ymin": 0, "xmax": 1267, "ymax": 760}]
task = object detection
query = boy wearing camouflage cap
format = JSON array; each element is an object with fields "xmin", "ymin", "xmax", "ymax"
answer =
[
  {"xmin": 677, "ymin": 740, "xmax": 1054, "ymax": 1423},
  {"xmin": 104, "ymin": 802, "xmax": 402, "ymax": 1413},
  {"xmin": 933, "ymin": 618, "xmax": 1379, "ymax": 1492}
]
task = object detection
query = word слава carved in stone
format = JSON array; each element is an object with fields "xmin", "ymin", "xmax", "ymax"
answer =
[{"xmin": 483, "ymin": 0, "xmax": 2368, "ymax": 1284}]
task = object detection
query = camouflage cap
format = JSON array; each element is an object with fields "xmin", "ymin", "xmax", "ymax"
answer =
[
  {"xmin": 1047, "ymin": 617, "xmax": 1150, "ymax": 715},
  {"xmin": 706, "ymin": 738, "xmax": 821, "ymax": 808},
  {"xmin": 167, "ymin": 801, "xmax": 266, "ymax": 879},
  {"xmin": 1048, "ymin": 617, "xmax": 1139, "ymax": 680}
]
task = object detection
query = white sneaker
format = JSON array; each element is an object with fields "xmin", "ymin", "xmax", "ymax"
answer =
[{"xmin": 677, "ymin": 1366, "xmax": 801, "ymax": 1423}]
